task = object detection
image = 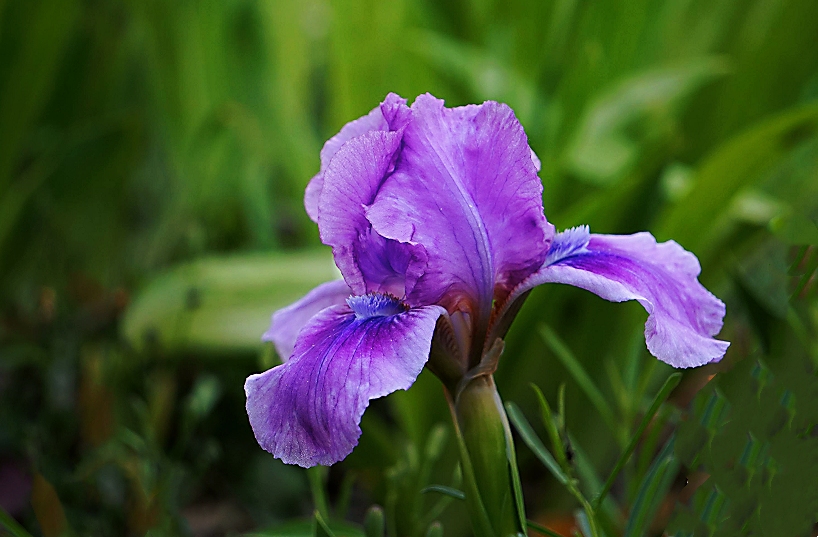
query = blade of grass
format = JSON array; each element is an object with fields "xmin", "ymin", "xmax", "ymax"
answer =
[
  {"xmin": 539, "ymin": 325, "xmax": 618, "ymax": 436},
  {"xmin": 658, "ymin": 102, "xmax": 818, "ymax": 258},
  {"xmin": 526, "ymin": 519, "xmax": 566, "ymax": 537},
  {"xmin": 314, "ymin": 510, "xmax": 337, "ymax": 537},
  {"xmin": 420, "ymin": 485, "xmax": 466, "ymax": 501},
  {"xmin": 593, "ymin": 373, "xmax": 682, "ymax": 509},
  {"xmin": 308, "ymin": 467, "xmax": 330, "ymax": 520},
  {"xmin": 531, "ymin": 383, "xmax": 569, "ymax": 471},
  {"xmin": 334, "ymin": 471, "xmax": 356, "ymax": 519},
  {"xmin": 623, "ymin": 436, "xmax": 679, "ymax": 537},
  {"xmin": 501, "ymin": 404, "xmax": 529, "ymax": 533},
  {"xmin": 505, "ymin": 401, "xmax": 568, "ymax": 485},
  {"xmin": 0, "ymin": 504, "xmax": 34, "ymax": 537},
  {"xmin": 508, "ymin": 399, "xmax": 602, "ymax": 537},
  {"xmin": 568, "ymin": 433, "xmax": 622, "ymax": 534},
  {"xmin": 419, "ymin": 466, "xmax": 462, "ymax": 529}
]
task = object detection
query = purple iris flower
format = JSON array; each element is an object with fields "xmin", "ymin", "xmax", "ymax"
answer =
[{"xmin": 245, "ymin": 93, "xmax": 729, "ymax": 468}]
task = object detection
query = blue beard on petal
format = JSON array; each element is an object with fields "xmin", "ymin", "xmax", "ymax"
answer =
[{"xmin": 347, "ymin": 293, "xmax": 410, "ymax": 320}]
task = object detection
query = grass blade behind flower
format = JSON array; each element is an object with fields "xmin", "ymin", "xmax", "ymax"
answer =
[
  {"xmin": 505, "ymin": 402, "xmax": 568, "ymax": 485},
  {"xmin": 538, "ymin": 325, "xmax": 618, "ymax": 437},
  {"xmin": 593, "ymin": 373, "xmax": 682, "ymax": 509},
  {"xmin": 623, "ymin": 436, "xmax": 679, "ymax": 537}
]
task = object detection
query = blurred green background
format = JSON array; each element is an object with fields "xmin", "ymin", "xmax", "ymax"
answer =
[{"xmin": 1, "ymin": 0, "xmax": 817, "ymax": 536}]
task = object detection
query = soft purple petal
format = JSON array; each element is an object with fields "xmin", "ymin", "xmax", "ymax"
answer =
[
  {"xmin": 512, "ymin": 226, "xmax": 729, "ymax": 368},
  {"xmin": 246, "ymin": 301, "xmax": 445, "ymax": 467},
  {"xmin": 530, "ymin": 148, "xmax": 542, "ymax": 172},
  {"xmin": 304, "ymin": 94, "xmax": 410, "ymax": 222},
  {"xmin": 318, "ymin": 130, "xmax": 427, "ymax": 297},
  {"xmin": 263, "ymin": 279, "xmax": 352, "ymax": 361},
  {"xmin": 366, "ymin": 94, "xmax": 553, "ymax": 320}
]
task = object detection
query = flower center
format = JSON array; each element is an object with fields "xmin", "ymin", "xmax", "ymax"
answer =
[{"xmin": 346, "ymin": 293, "xmax": 409, "ymax": 320}]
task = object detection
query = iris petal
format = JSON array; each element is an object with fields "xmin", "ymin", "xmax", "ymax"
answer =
[
  {"xmin": 509, "ymin": 227, "xmax": 729, "ymax": 368},
  {"xmin": 305, "ymin": 94, "xmax": 410, "ymax": 222},
  {"xmin": 263, "ymin": 279, "xmax": 352, "ymax": 361},
  {"xmin": 318, "ymin": 130, "xmax": 427, "ymax": 297},
  {"xmin": 367, "ymin": 94, "xmax": 552, "ymax": 320},
  {"xmin": 246, "ymin": 303, "xmax": 444, "ymax": 467}
]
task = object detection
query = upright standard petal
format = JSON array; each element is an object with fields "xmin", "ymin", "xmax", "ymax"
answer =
[
  {"xmin": 305, "ymin": 94, "xmax": 411, "ymax": 222},
  {"xmin": 319, "ymin": 130, "xmax": 427, "ymax": 298},
  {"xmin": 367, "ymin": 94, "xmax": 552, "ymax": 319},
  {"xmin": 246, "ymin": 298, "xmax": 445, "ymax": 467},
  {"xmin": 513, "ymin": 227, "xmax": 728, "ymax": 368},
  {"xmin": 262, "ymin": 279, "xmax": 352, "ymax": 361}
]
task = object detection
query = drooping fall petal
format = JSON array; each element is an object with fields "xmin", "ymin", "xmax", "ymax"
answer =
[
  {"xmin": 246, "ymin": 297, "xmax": 444, "ymax": 467},
  {"xmin": 262, "ymin": 279, "xmax": 352, "ymax": 361},
  {"xmin": 515, "ymin": 226, "xmax": 729, "ymax": 368}
]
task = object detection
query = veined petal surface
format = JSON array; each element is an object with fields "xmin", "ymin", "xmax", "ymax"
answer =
[
  {"xmin": 305, "ymin": 94, "xmax": 410, "ymax": 222},
  {"xmin": 246, "ymin": 302, "xmax": 445, "ymax": 467},
  {"xmin": 318, "ymin": 130, "xmax": 427, "ymax": 297},
  {"xmin": 262, "ymin": 279, "xmax": 352, "ymax": 361},
  {"xmin": 367, "ymin": 94, "xmax": 552, "ymax": 318},
  {"xmin": 517, "ymin": 227, "xmax": 729, "ymax": 368}
]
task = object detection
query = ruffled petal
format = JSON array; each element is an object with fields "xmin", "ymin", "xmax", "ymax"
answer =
[
  {"xmin": 367, "ymin": 94, "xmax": 553, "ymax": 320},
  {"xmin": 246, "ymin": 301, "xmax": 445, "ymax": 467},
  {"xmin": 262, "ymin": 279, "xmax": 352, "ymax": 361},
  {"xmin": 304, "ymin": 94, "xmax": 410, "ymax": 222},
  {"xmin": 511, "ymin": 226, "xmax": 729, "ymax": 368},
  {"xmin": 318, "ymin": 130, "xmax": 427, "ymax": 297}
]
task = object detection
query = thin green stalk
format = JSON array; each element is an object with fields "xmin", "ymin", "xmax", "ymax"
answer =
[
  {"xmin": 539, "ymin": 325, "xmax": 618, "ymax": 438},
  {"xmin": 505, "ymin": 401, "xmax": 568, "ymax": 485},
  {"xmin": 526, "ymin": 519, "xmax": 565, "ymax": 537},
  {"xmin": 0, "ymin": 505, "xmax": 34, "ymax": 537},
  {"xmin": 307, "ymin": 466, "xmax": 330, "ymax": 520},
  {"xmin": 569, "ymin": 483, "xmax": 601, "ymax": 537},
  {"xmin": 593, "ymin": 373, "xmax": 682, "ymax": 509},
  {"xmin": 509, "ymin": 388, "xmax": 601, "ymax": 537}
]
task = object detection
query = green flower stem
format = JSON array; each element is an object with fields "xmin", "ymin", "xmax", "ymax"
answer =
[{"xmin": 449, "ymin": 373, "xmax": 524, "ymax": 537}]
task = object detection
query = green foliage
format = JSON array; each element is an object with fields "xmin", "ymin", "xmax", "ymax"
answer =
[
  {"xmin": 670, "ymin": 315, "xmax": 818, "ymax": 536},
  {"xmin": 1, "ymin": 0, "xmax": 817, "ymax": 534}
]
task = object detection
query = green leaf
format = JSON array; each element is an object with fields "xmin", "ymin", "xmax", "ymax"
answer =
[
  {"xmin": 314, "ymin": 511, "xmax": 337, "ymax": 537},
  {"xmin": 623, "ymin": 436, "xmax": 679, "ymax": 537},
  {"xmin": 308, "ymin": 467, "xmax": 331, "ymax": 521},
  {"xmin": 530, "ymin": 384, "xmax": 570, "ymax": 472},
  {"xmin": 420, "ymin": 485, "xmax": 466, "ymax": 501},
  {"xmin": 770, "ymin": 208, "xmax": 818, "ymax": 247},
  {"xmin": 658, "ymin": 102, "xmax": 818, "ymax": 258},
  {"xmin": 539, "ymin": 325, "xmax": 618, "ymax": 436},
  {"xmin": 418, "ymin": 466, "xmax": 462, "ymax": 531},
  {"xmin": 501, "ymin": 403, "xmax": 528, "ymax": 532},
  {"xmin": 565, "ymin": 58, "xmax": 729, "ymax": 185},
  {"xmin": 594, "ymin": 373, "xmax": 682, "ymax": 508},
  {"xmin": 526, "ymin": 519, "xmax": 565, "ymax": 537},
  {"xmin": 0, "ymin": 504, "xmax": 35, "ymax": 537},
  {"xmin": 121, "ymin": 250, "xmax": 337, "ymax": 354},
  {"xmin": 505, "ymin": 401, "xmax": 568, "ymax": 485},
  {"xmin": 0, "ymin": 0, "xmax": 79, "ymax": 193},
  {"xmin": 568, "ymin": 433, "xmax": 621, "ymax": 529}
]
